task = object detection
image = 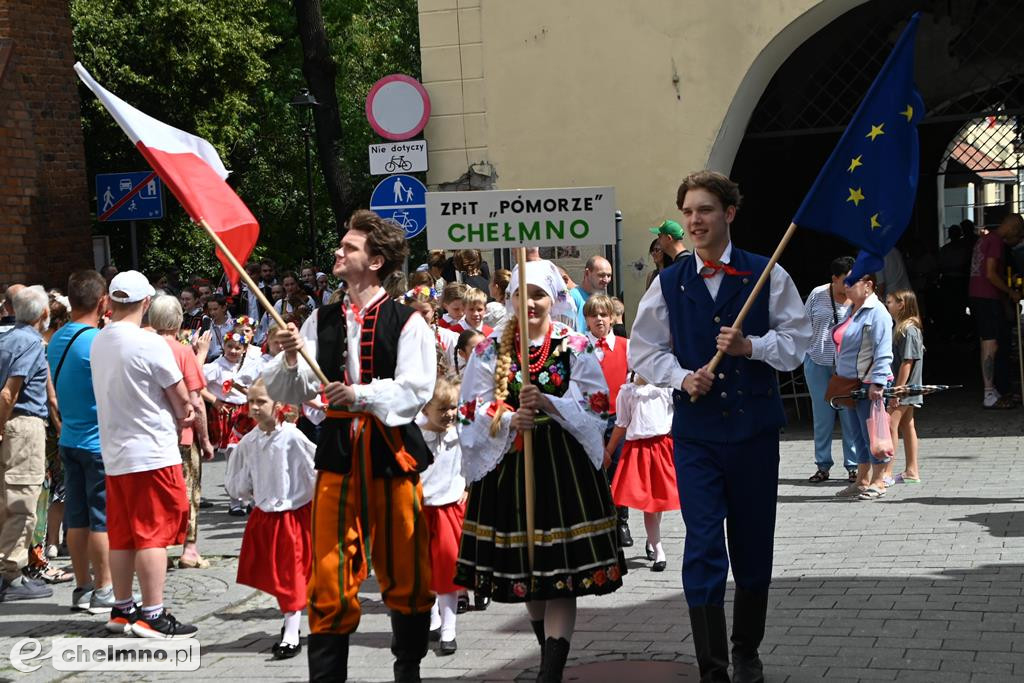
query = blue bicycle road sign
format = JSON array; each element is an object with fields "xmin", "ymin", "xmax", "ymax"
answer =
[
  {"xmin": 96, "ymin": 171, "xmax": 164, "ymax": 222},
  {"xmin": 369, "ymin": 174, "xmax": 426, "ymax": 239}
]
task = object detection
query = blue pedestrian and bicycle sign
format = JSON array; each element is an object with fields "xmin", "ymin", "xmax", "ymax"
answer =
[
  {"xmin": 369, "ymin": 174, "xmax": 426, "ymax": 238},
  {"xmin": 95, "ymin": 171, "xmax": 164, "ymax": 222}
]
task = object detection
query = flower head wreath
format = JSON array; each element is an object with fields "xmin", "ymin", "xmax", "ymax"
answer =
[
  {"xmin": 402, "ymin": 285, "xmax": 439, "ymax": 305},
  {"xmin": 224, "ymin": 330, "xmax": 251, "ymax": 345},
  {"xmin": 234, "ymin": 315, "xmax": 255, "ymax": 327}
]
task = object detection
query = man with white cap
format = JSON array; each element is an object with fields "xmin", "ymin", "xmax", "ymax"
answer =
[{"xmin": 90, "ymin": 270, "xmax": 198, "ymax": 638}]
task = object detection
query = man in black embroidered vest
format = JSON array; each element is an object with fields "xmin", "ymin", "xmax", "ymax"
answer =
[
  {"xmin": 630, "ymin": 172, "xmax": 810, "ymax": 683},
  {"xmin": 264, "ymin": 210, "xmax": 436, "ymax": 682}
]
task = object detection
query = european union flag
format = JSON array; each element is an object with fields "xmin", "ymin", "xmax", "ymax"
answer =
[{"xmin": 792, "ymin": 13, "xmax": 925, "ymax": 283}]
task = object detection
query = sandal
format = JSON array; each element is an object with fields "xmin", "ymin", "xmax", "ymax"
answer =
[
  {"xmin": 858, "ymin": 487, "xmax": 885, "ymax": 500},
  {"xmin": 896, "ymin": 472, "xmax": 921, "ymax": 484},
  {"xmin": 29, "ymin": 563, "xmax": 74, "ymax": 584},
  {"xmin": 808, "ymin": 469, "xmax": 829, "ymax": 483},
  {"xmin": 848, "ymin": 469, "xmax": 857, "ymax": 483},
  {"xmin": 984, "ymin": 395, "xmax": 1017, "ymax": 409}
]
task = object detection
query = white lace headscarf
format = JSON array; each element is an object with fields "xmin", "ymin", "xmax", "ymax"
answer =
[{"xmin": 505, "ymin": 259, "xmax": 577, "ymax": 325}]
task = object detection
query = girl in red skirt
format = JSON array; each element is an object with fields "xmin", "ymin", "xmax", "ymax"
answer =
[
  {"xmin": 225, "ymin": 378, "xmax": 316, "ymax": 660},
  {"xmin": 417, "ymin": 376, "xmax": 466, "ymax": 656},
  {"xmin": 203, "ymin": 329, "xmax": 263, "ymax": 450},
  {"xmin": 204, "ymin": 328, "xmax": 263, "ymax": 515},
  {"xmin": 605, "ymin": 373, "xmax": 679, "ymax": 572}
]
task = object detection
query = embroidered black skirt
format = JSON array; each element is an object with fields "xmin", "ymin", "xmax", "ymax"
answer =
[{"xmin": 455, "ymin": 421, "xmax": 627, "ymax": 602}]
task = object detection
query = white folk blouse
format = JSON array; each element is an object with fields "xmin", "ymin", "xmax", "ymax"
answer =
[
  {"xmin": 418, "ymin": 418, "xmax": 465, "ymax": 506},
  {"xmin": 224, "ymin": 422, "xmax": 316, "ymax": 513},
  {"xmin": 204, "ymin": 347, "xmax": 264, "ymax": 405},
  {"xmin": 614, "ymin": 382, "xmax": 673, "ymax": 441},
  {"xmin": 456, "ymin": 321, "xmax": 609, "ymax": 483}
]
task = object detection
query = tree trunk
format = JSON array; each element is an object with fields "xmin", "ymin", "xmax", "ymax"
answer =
[{"xmin": 293, "ymin": 0, "xmax": 355, "ymax": 234}]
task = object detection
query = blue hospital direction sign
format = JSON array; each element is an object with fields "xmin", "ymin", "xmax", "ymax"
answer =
[
  {"xmin": 369, "ymin": 174, "xmax": 427, "ymax": 239},
  {"xmin": 96, "ymin": 171, "xmax": 164, "ymax": 222}
]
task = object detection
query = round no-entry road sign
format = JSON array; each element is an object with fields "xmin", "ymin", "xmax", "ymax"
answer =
[{"xmin": 365, "ymin": 74, "xmax": 431, "ymax": 141}]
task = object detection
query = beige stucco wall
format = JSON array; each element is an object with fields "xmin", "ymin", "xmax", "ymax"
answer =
[{"xmin": 417, "ymin": 0, "xmax": 865, "ymax": 317}]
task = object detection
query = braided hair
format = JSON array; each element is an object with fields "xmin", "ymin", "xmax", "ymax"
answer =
[{"xmin": 489, "ymin": 318, "xmax": 519, "ymax": 437}]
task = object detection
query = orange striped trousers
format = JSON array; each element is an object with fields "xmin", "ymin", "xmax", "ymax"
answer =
[{"xmin": 307, "ymin": 439, "xmax": 433, "ymax": 635}]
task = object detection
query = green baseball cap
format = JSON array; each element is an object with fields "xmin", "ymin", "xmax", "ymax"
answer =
[{"xmin": 649, "ymin": 219, "xmax": 685, "ymax": 239}]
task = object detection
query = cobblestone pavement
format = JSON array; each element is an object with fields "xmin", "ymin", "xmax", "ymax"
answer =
[{"xmin": 1, "ymin": 393, "xmax": 1022, "ymax": 682}]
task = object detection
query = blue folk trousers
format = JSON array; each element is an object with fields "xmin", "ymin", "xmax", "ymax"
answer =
[{"xmin": 674, "ymin": 430, "xmax": 779, "ymax": 607}]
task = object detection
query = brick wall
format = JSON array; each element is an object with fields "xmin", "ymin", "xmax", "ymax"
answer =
[{"xmin": 0, "ymin": 0, "xmax": 92, "ymax": 291}]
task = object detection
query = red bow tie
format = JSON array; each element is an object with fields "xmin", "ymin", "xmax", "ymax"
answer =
[
  {"xmin": 595, "ymin": 337, "xmax": 609, "ymax": 350},
  {"xmin": 702, "ymin": 260, "xmax": 752, "ymax": 279}
]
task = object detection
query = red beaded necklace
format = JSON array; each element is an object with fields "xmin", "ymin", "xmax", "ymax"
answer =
[{"xmin": 518, "ymin": 324, "xmax": 554, "ymax": 374}]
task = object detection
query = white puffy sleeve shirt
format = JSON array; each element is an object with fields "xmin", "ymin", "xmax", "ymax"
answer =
[
  {"xmin": 629, "ymin": 243, "xmax": 811, "ymax": 389},
  {"xmin": 224, "ymin": 422, "xmax": 317, "ymax": 512},
  {"xmin": 262, "ymin": 290, "xmax": 436, "ymax": 426},
  {"xmin": 417, "ymin": 419, "xmax": 466, "ymax": 506}
]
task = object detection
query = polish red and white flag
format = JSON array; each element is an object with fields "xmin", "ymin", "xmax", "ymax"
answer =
[{"xmin": 75, "ymin": 63, "xmax": 258, "ymax": 292}]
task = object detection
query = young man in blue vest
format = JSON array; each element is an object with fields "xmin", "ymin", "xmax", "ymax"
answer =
[
  {"xmin": 265, "ymin": 210, "xmax": 437, "ymax": 682},
  {"xmin": 629, "ymin": 171, "xmax": 810, "ymax": 683}
]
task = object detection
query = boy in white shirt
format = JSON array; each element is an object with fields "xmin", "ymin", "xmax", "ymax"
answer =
[{"xmin": 90, "ymin": 271, "xmax": 197, "ymax": 639}]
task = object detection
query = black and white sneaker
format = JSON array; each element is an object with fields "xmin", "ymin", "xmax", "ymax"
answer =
[
  {"xmin": 132, "ymin": 610, "xmax": 198, "ymax": 639},
  {"xmin": 106, "ymin": 603, "xmax": 140, "ymax": 634}
]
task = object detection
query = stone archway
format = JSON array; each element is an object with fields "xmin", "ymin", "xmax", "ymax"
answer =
[
  {"xmin": 706, "ymin": 0, "xmax": 870, "ymax": 173},
  {"xmin": 726, "ymin": 0, "xmax": 1024, "ymax": 393}
]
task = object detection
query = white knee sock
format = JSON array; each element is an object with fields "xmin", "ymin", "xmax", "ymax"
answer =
[
  {"xmin": 543, "ymin": 597, "xmax": 576, "ymax": 641},
  {"xmin": 430, "ymin": 600, "xmax": 441, "ymax": 631},
  {"xmin": 644, "ymin": 512, "xmax": 666, "ymax": 561},
  {"xmin": 282, "ymin": 610, "xmax": 302, "ymax": 646},
  {"xmin": 438, "ymin": 592, "xmax": 458, "ymax": 641}
]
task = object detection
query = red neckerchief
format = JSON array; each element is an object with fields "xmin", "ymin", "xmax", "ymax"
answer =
[
  {"xmin": 702, "ymin": 260, "xmax": 752, "ymax": 279},
  {"xmin": 595, "ymin": 336, "xmax": 610, "ymax": 350}
]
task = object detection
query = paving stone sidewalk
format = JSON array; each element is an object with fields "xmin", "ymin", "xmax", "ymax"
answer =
[{"xmin": 1, "ymin": 392, "xmax": 1022, "ymax": 681}]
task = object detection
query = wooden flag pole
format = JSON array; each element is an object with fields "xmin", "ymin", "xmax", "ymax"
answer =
[
  {"xmin": 516, "ymin": 247, "xmax": 536, "ymax": 570},
  {"xmin": 199, "ymin": 218, "xmax": 329, "ymax": 386},
  {"xmin": 691, "ymin": 222, "xmax": 798, "ymax": 403}
]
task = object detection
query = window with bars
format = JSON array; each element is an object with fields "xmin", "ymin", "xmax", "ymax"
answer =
[{"xmin": 747, "ymin": 0, "xmax": 1024, "ymax": 137}]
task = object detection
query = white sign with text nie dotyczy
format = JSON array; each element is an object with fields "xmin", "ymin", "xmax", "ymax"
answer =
[
  {"xmin": 426, "ymin": 186, "xmax": 615, "ymax": 250},
  {"xmin": 368, "ymin": 140, "xmax": 428, "ymax": 176}
]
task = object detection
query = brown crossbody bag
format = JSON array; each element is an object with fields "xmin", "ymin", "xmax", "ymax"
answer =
[{"xmin": 823, "ymin": 287, "xmax": 860, "ymax": 408}]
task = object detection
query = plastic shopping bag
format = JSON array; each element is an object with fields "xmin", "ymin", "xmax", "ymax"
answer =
[{"xmin": 866, "ymin": 398, "xmax": 894, "ymax": 458}]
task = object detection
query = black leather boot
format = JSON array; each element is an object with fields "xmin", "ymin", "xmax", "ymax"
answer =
[
  {"xmin": 730, "ymin": 588, "xmax": 768, "ymax": 683},
  {"xmin": 307, "ymin": 633, "xmax": 348, "ymax": 682},
  {"xmin": 616, "ymin": 506, "xmax": 634, "ymax": 547},
  {"xmin": 536, "ymin": 637, "xmax": 571, "ymax": 682},
  {"xmin": 531, "ymin": 619, "xmax": 545, "ymax": 647},
  {"xmin": 688, "ymin": 605, "xmax": 730, "ymax": 683},
  {"xmin": 391, "ymin": 611, "xmax": 430, "ymax": 683}
]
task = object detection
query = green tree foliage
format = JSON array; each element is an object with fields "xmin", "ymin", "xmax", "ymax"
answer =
[{"xmin": 72, "ymin": 0, "xmax": 421, "ymax": 280}]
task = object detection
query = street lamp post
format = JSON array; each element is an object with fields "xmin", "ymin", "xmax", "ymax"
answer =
[{"xmin": 290, "ymin": 88, "xmax": 319, "ymax": 263}]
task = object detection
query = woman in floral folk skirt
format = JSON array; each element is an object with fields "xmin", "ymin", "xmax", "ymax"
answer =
[{"xmin": 455, "ymin": 260, "xmax": 626, "ymax": 682}]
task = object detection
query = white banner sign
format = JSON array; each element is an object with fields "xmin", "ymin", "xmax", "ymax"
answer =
[
  {"xmin": 368, "ymin": 140, "xmax": 428, "ymax": 175},
  {"xmin": 426, "ymin": 186, "xmax": 615, "ymax": 249}
]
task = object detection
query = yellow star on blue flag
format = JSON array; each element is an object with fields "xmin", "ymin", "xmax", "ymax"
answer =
[{"xmin": 793, "ymin": 13, "xmax": 925, "ymax": 282}]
